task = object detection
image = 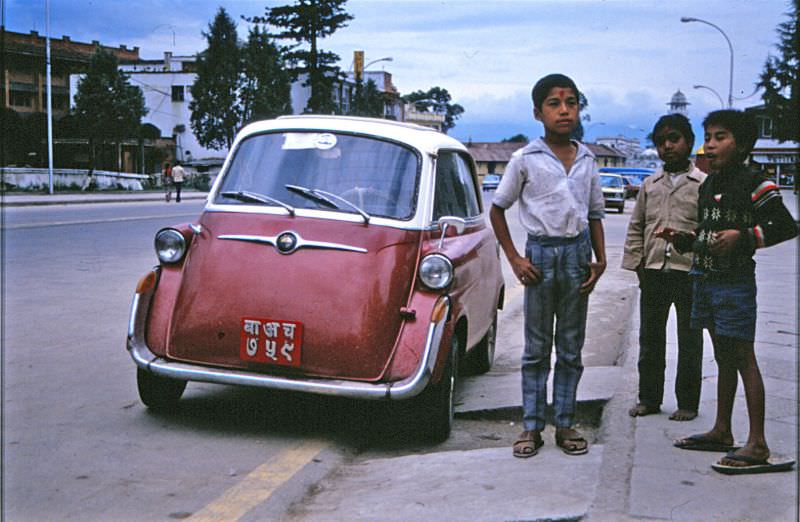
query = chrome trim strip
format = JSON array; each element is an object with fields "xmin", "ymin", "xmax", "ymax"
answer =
[
  {"xmin": 218, "ymin": 233, "xmax": 367, "ymax": 254},
  {"xmin": 126, "ymin": 286, "xmax": 449, "ymax": 400}
]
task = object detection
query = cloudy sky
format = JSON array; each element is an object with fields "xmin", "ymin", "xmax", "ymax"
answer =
[{"xmin": 5, "ymin": 0, "xmax": 792, "ymax": 144}]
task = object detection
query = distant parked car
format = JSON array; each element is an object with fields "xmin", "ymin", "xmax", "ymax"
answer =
[
  {"xmin": 482, "ymin": 174, "xmax": 501, "ymax": 191},
  {"xmin": 599, "ymin": 167, "xmax": 653, "ymax": 200},
  {"xmin": 126, "ymin": 115, "xmax": 505, "ymax": 442},
  {"xmin": 599, "ymin": 173, "xmax": 626, "ymax": 213}
]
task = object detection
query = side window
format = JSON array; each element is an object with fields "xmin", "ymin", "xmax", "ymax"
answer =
[
  {"xmin": 454, "ymin": 153, "xmax": 481, "ymax": 217},
  {"xmin": 433, "ymin": 152, "xmax": 469, "ymax": 219}
]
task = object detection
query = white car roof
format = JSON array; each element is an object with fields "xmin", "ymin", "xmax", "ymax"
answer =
[{"xmin": 235, "ymin": 115, "xmax": 467, "ymax": 156}]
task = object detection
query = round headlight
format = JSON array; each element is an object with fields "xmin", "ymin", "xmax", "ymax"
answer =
[
  {"xmin": 419, "ymin": 254, "xmax": 454, "ymax": 290},
  {"xmin": 155, "ymin": 228, "xmax": 186, "ymax": 264}
]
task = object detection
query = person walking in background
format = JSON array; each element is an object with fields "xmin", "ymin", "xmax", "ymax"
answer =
[
  {"xmin": 490, "ymin": 73, "xmax": 606, "ymax": 459},
  {"xmin": 171, "ymin": 162, "xmax": 185, "ymax": 203},
  {"xmin": 664, "ymin": 110, "xmax": 797, "ymax": 474},
  {"xmin": 162, "ymin": 162, "xmax": 173, "ymax": 202},
  {"xmin": 622, "ymin": 114, "xmax": 706, "ymax": 422}
]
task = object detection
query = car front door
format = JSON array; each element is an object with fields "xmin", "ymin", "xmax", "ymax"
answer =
[{"xmin": 433, "ymin": 150, "xmax": 500, "ymax": 349}]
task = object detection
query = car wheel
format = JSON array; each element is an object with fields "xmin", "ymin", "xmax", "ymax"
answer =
[
  {"xmin": 137, "ymin": 368, "xmax": 186, "ymax": 411},
  {"xmin": 470, "ymin": 313, "xmax": 496, "ymax": 374},
  {"xmin": 415, "ymin": 333, "xmax": 459, "ymax": 442},
  {"xmin": 618, "ymin": 203, "xmax": 625, "ymax": 213}
]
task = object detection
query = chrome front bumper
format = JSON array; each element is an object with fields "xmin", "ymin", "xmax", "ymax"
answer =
[{"xmin": 126, "ymin": 285, "xmax": 449, "ymax": 401}]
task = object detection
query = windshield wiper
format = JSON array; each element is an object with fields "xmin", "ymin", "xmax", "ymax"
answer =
[
  {"xmin": 285, "ymin": 184, "xmax": 371, "ymax": 224},
  {"xmin": 220, "ymin": 190, "xmax": 295, "ymax": 216}
]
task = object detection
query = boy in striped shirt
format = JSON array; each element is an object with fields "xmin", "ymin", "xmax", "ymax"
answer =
[{"xmin": 660, "ymin": 110, "xmax": 797, "ymax": 474}]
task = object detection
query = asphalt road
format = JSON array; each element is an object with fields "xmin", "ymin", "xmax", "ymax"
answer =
[{"xmin": 2, "ymin": 195, "xmax": 634, "ymax": 521}]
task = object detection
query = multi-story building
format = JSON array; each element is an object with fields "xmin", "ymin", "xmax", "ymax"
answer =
[
  {"xmin": 110, "ymin": 52, "xmax": 217, "ymax": 163},
  {"xmin": 745, "ymin": 104, "xmax": 798, "ymax": 188},
  {"xmin": 2, "ymin": 29, "xmax": 139, "ymax": 118}
]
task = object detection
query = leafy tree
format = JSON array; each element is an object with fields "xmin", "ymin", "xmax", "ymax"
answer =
[
  {"xmin": 190, "ymin": 7, "xmax": 242, "ymax": 150},
  {"xmin": 757, "ymin": 0, "xmax": 798, "ymax": 142},
  {"xmin": 73, "ymin": 48, "xmax": 146, "ymax": 173},
  {"xmin": 349, "ymin": 78, "xmax": 384, "ymax": 117},
  {"xmin": 502, "ymin": 133, "xmax": 529, "ymax": 143},
  {"xmin": 403, "ymin": 87, "xmax": 464, "ymax": 133},
  {"xmin": 241, "ymin": 25, "xmax": 293, "ymax": 123},
  {"xmin": 252, "ymin": 0, "xmax": 353, "ymax": 114}
]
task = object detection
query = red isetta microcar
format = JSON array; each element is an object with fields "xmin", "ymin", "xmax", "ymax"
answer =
[{"xmin": 128, "ymin": 115, "xmax": 504, "ymax": 440}]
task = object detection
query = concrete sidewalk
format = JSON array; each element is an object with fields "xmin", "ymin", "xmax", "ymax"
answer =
[
  {"xmin": 1, "ymin": 190, "xmax": 208, "ymax": 207},
  {"xmin": 286, "ymin": 193, "xmax": 798, "ymax": 522}
]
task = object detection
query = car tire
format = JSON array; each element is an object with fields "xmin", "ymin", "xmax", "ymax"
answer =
[
  {"xmin": 617, "ymin": 203, "xmax": 625, "ymax": 213},
  {"xmin": 469, "ymin": 313, "xmax": 496, "ymax": 374},
  {"xmin": 137, "ymin": 368, "xmax": 186, "ymax": 411},
  {"xmin": 415, "ymin": 333, "xmax": 459, "ymax": 442}
]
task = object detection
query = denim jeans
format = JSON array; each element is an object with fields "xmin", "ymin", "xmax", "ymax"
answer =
[
  {"xmin": 637, "ymin": 269, "xmax": 703, "ymax": 412},
  {"xmin": 522, "ymin": 230, "xmax": 590, "ymax": 431}
]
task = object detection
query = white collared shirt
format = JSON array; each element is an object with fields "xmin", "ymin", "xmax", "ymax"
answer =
[{"xmin": 493, "ymin": 138, "xmax": 605, "ymax": 237}]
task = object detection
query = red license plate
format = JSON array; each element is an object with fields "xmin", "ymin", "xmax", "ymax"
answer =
[{"xmin": 240, "ymin": 317, "xmax": 303, "ymax": 367}]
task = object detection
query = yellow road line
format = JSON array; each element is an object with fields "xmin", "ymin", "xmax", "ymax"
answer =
[{"xmin": 189, "ymin": 440, "xmax": 327, "ymax": 522}]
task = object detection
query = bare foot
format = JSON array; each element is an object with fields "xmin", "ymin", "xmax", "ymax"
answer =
[
  {"xmin": 628, "ymin": 403, "xmax": 660, "ymax": 417},
  {"xmin": 717, "ymin": 443, "xmax": 770, "ymax": 467},
  {"xmin": 669, "ymin": 409, "xmax": 698, "ymax": 421},
  {"xmin": 674, "ymin": 429, "xmax": 734, "ymax": 450}
]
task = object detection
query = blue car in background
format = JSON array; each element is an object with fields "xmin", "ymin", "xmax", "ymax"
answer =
[
  {"xmin": 482, "ymin": 174, "xmax": 501, "ymax": 191},
  {"xmin": 599, "ymin": 167, "xmax": 654, "ymax": 199}
]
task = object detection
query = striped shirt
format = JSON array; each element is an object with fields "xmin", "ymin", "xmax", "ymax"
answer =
[{"xmin": 690, "ymin": 165, "xmax": 797, "ymax": 276}]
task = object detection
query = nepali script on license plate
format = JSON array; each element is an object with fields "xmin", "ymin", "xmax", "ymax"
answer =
[{"xmin": 240, "ymin": 317, "xmax": 303, "ymax": 367}]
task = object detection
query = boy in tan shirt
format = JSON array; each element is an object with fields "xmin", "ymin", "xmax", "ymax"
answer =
[{"xmin": 622, "ymin": 114, "xmax": 706, "ymax": 421}]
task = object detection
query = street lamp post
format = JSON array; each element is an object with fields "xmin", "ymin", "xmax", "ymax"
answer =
[
  {"xmin": 693, "ymin": 84, "xmax": 725, "ymax": 109},
  {"xmin": 364, "ymin": 57, "xmax": 393, "ymax": 71},
  {"xmin": 681, "ymin": 16, "xmax": 734, "ymax": 108}
]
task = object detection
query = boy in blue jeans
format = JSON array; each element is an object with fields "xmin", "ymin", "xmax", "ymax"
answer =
[
  {"xmin": 662, "ymin": 110, "xmax": 797, "ymax": 474},
  {"xmin": 490, "ymin": 74, "xmax": 606, "ymax": 458}
]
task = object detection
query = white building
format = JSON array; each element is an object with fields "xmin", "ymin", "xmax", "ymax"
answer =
[
  {"xmin": 71, "ymin": 50, "xmax": 419, "ymax": 167},
  {"xmin": 119, "ymin": 52, "xmax": 223, "ymax": 162},
  {"xmin": 668, "ymin": 89, "xmax": 690, "ymax": 116},
  {"xmin": 69, "ymin": 52, "xmax": 224, "ymax": 163}
]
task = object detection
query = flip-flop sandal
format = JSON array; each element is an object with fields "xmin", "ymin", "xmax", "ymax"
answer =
[
  {"xmin": 674, "ymin": 433, "xmax": 738, "ymax": 452},
  {"xmin": 556, "ymin": 433, "xmax": 589, "ymax": 456},
  {"xmin": 711, "ymin": 451, "xmax": 796, "ymax": 475},
  {"xmin": 513, "ymin": 431, "xmax": 543, "ymax": 459}
]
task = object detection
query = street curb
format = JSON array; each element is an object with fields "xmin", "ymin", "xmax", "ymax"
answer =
[
  {"xmin": 585, "ymin": 290, "xmax": 640, "ymax": 521},
  {"xmin": 1, "ymin": 193, "xmax": 208, "ymax": 207}
]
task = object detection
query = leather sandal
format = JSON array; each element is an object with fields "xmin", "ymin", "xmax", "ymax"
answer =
[
  {"xmin": 556, "ymin": 428, "xmax": 589, "ymax": 456},
  {"xmin": 513, "ymin": 430, "xmax": 543, "ymax": 458}
]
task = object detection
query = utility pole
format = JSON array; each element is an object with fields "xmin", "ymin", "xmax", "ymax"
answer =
[{"xmin": 46, "ymin": 0, "xmax": 54, "ymax": 193}]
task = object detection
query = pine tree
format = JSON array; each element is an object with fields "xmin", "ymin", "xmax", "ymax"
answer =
[
  {"xmin": 241, "ymin": 25, "xmax": 293, "ymax": 123},
  {"xmin": 757, "ymin": 0, "xmax": 799, "ymax": 142},
  {"xmin": 349, "ymin": 78, "xmax": 384, "ymax": 117},
  {"xmin": 73, "ymin": 48, "xmax": 146, "ymax": 173},
  {"xmin": 189, "ymin": 7, "xmax": 242, "ymax": 150},
  {"xmin": 252, "ymin": 0, "xmax": 353, "ymax": 114}
]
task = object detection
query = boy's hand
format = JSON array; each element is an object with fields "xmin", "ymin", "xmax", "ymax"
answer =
[
  {"xmin": 511, "ymin": 254, "xmax": 542, "ymax": 285},
  {"xmin": 654, "ymin": 227, "xmax": 695, "ymax": 253},
  {"xmin": 654, "ymin": 227, "xmax": 694, "ymax": 243},
  {"xmin": 708, "ymin": 229, "xmax": 740, "ymax": 256},
  {"xmin": 580, "ymin": 260, "xmax": 606, "ymax": 295}
]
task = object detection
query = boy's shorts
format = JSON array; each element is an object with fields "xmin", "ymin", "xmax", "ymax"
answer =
[{"xmin": 691, "ymin": 273, "xmax": 757, "ymax": 341}]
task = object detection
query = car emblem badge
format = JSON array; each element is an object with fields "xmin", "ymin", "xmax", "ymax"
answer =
[{"xmin": 276, "ymin": 232, "xmax": 298, "ymax": 254}]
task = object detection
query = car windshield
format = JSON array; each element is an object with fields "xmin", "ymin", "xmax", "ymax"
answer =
[
  {"xmin": 215, "ymin": 132, "xmax": 420, "ymax": 220},
  {"xmin": 600, "ymin": 175, "xmax": 624, "ymax": 188}
]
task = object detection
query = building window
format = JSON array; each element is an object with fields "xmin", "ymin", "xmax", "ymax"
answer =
[
  {"xmin": 10, "ymin": 90, "xmax": 34, "ymax": 108},
  {"xmin": 171, "ymin": 85, "xmax": 185, "ymax": 102}
]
